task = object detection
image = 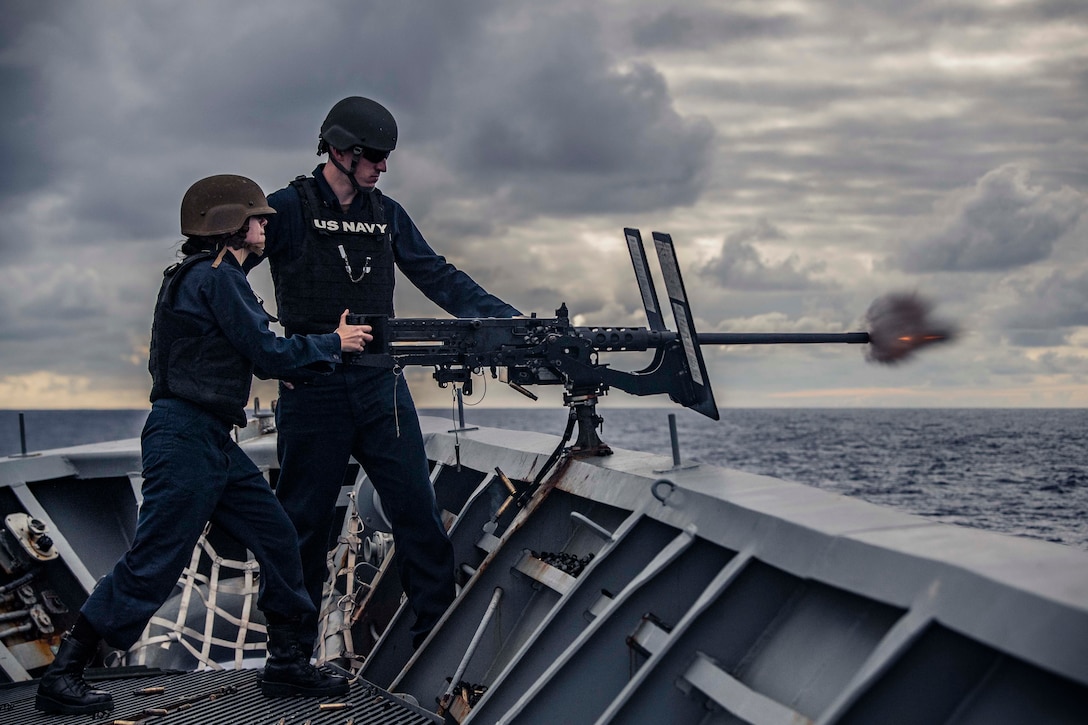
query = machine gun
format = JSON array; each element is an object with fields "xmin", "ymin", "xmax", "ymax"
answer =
[{"xmin": 348, "ymin": 229, "xmax": 947, "ymax": 456}]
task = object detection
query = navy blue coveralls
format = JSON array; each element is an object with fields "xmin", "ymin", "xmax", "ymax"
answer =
[
  {"xmin": 260, "ymin": 166, "xmax": 521, "ymax": 646},
  {"xmin": 80, "ymin": 252, "xmax": 344, "ymax": 650}
]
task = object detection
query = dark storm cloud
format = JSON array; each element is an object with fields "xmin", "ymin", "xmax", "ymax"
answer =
[
  {"xmin": 700, "ymin": 220, "xmax": 829, "ymax": 291},
  {"xmin": 439, "ymin": 17, "xmax": 715, "ymax": 216},
  {"xmin": 1005, "ymin": 329, "xmax": 1071, "ymax": 348},
  {"xmin": 891, "ymin": 166, "xmax": 1086, "ymax": 273},
  {"xmin": 1034, "ymin": 350, "xmax": 1088, "ymax": 377},
  {"xmin": 790, "ymin": 0, "xmax": 1088, "ymax": 29},
  {"xmin": 0, "ymin": 64, "xmax": 46, "ymax": 202},
  {"xmin": 1006, "ymin": 0, "xmax": 1088, "ymax": 24},
  {"xmin": 33, "ymin": 0, "xmax": 493, "ymax": 151},
  {"xmin": 645, "ymin": 0, "xmax": 1088, "ymax": 249},
  {"xmin": 630, "ymin": 7, "xmax": 798, "ymax": 50},
  {"xmin": 3, "ymin": 1, "xmax": 510, "ymax": 246},
  {"xmin": 4, "ymin": 1, "xmax": 713, "ymax": 250},
  {"xmin": 0, "ymin": 2, "xmax": 65, "ymax": 199},
  {"xmin": 0, "ymin": 2, "xmax": 70, "ymax": 264},
  {"xmin": 687, "ymin": 71, "xmax": 1087, "ymax": 228}
]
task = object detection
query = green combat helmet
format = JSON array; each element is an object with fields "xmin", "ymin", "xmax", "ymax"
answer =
[{"xmin": 180, "ymin": 175, "xmax": 276, "ymax": 237}]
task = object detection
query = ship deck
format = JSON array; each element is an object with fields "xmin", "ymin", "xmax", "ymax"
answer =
[
  {"xmin": 1, "ymin": 414, "xmax": 1086, "ymax": 722},
  {"xmin": 0, "ymin": 667, "xmax": 440, "ymax": 725}
]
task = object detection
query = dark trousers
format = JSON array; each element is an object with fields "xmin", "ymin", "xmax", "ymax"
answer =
[
  {"xmin": 81, "ymin": 398, "xmax": 314, "ymax": 650},
  {"xmin": 275, "ymin": 365, "xmax": 455, "ymax": 644}
]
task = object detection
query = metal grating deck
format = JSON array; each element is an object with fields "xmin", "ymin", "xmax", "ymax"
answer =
[{"xmin": 0, "ymin": 668, "xmax": 441, "ymax": 725}]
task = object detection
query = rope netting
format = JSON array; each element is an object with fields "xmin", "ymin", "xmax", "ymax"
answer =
[
  {"xmin": 123, "ymin": 523, "xmax": 264, "ymax": 670},
  {"xmin": 122, "ymin": 491, "xmax": 383, "ymax": 671}
]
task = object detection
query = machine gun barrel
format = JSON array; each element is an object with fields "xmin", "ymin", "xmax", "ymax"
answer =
[
  {"xmin": 696, "ymin": 331, "xmax": 870, "ymax": 345},
  {"xmin": 573, "ymin": 327, "xmax": 869, "ymax": 351},
  {"xmin": 352, "ymin": 318, "xmax": 870, "ymax": 364}
]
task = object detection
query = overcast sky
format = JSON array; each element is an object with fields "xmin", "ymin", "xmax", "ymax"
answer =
[{"xmin": 2, "ymin": 0, "xmax": 1086, "ymax": 413}]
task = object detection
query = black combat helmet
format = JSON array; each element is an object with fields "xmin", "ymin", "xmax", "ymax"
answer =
[
  {"xmin": 180, "ymin": 175, "xmax": 276, "ymax": 237},
  {"xmin": 320, "ymin": 96, "xmax": 398, "ymax": 152}
]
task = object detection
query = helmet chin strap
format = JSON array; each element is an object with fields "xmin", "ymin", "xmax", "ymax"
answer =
[
  {"xmin": 329, "ymin": 148, "xmax": 366, "ymax": 195},
  {"xmin": 211, "ymin": 225, "xmax": 259, "ymax": 267},
  {"xmin": 211, "ymin": 245, "xmax": 231, "ymax": 269}
]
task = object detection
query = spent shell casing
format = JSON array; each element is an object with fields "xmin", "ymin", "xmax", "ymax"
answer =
[{"xmin": 133, "ymin": 686, "xmax": 165, "ymax": 695}]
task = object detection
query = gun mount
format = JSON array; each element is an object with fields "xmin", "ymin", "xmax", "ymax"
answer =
[{"xmin": 348, "ymin": 228, "xmax": 928, "ymax": 457}]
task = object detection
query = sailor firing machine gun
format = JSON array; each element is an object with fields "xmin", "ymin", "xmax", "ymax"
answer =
[{"xmin": 348, "ymin": 229, "xmax": 951, "ymax": 456}]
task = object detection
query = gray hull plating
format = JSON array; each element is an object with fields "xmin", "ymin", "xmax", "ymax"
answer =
[{"xmin": 0, "ymin": 415, "xmax": 1086, "ymax": 723}]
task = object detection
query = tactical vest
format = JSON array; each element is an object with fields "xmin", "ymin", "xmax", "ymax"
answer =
[
  {"xmin": 148, "ymin": 253, "xmax": 253, "ymax": 426},
  {"xmin": 272, "ymin": 177, "xmax": 395, "ymax": 336}
]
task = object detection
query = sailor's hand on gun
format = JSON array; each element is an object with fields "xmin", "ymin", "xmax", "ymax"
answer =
[{"xmin": 336, "ymin": 309, "xmax": 372, "ymax": 353}]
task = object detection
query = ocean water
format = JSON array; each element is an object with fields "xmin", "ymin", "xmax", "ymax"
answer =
[
  {"xmin": 425, "ymin": 406, "xmax": 1088, "ymax": 551},
  {"xmin": 2, "ymin": 407, "xmax": 1085, "ymax": 551},
  {"xmin": 0, "ymin": 409, "xmax": 151, "ymax": 456}
]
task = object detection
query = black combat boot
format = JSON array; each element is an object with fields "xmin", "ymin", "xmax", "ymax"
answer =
[
  {"xmin": 260, "ymin": 622, "xmax": 350, "ymax": 698},
  {"xmin": 35, "ymin": 633, "xmax": 113, "ymax": 715}
]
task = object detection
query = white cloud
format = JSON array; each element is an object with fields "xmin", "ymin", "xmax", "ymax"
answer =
[
  {"xmin": 700, "ymin": 220, "xmax": 829, "ymax": 291},
  {"xmin": 891, "ymin": 165, "xmax": 1087, "ymax": 273}
]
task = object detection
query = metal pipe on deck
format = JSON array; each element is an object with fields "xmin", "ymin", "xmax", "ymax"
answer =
[
  {"xmin": 440, "ymin": 587, "xmax": 504, "ymax": 712},
  {"xmin": 0, "ymin": 622, "xmax": 32, "ymax": 639},
  {"xmin": 668, "ymin": 414, "xmax": 681, "ymax": 467},
  {"xmin": 18, "ymin": 413, "xmax": 27, "ymax": 456}
]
